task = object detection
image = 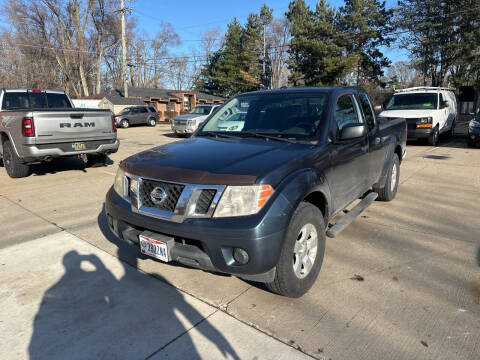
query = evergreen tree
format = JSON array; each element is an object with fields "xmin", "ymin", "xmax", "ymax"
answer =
[
  {"xmin": 397, "ymin": 0, "xmax": 480, "ymax": 87},
  {"xmin": 286, "ymin": 0, "xmax": 358, "ymax": 86},
  {"xmin": 338, "ymin": 0, "xmax": 393, "ymax": 85}
]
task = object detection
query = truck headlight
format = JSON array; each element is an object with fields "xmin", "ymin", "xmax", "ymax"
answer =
[
  {"xmin": 113, "ymin": 167, "xmax": 125, "ymax": 197},
  {"xmin": 188, "ymin": 119, "xmax": 197, "ymax": 126},
  {"xmin": 213, "ymin": 185, "xmax": 274, "ymax": 217},
  {"xmin": 417, "ymin": 117, "xmax": 432, "ymax": 124}
]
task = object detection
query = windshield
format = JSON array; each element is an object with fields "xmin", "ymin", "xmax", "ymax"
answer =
[
  {"xmin": 2, "ymin": 92, "xmax": 72, "ymax": 110},
  {"xmin": 199, "ymin": 92, "xmax": 328, "ymax": 141},
  {"xmin": 190, "ymin": 106, "xmax": 212, "ymax": 115},
  {"xmin": 385, "ymin": 93, "xmax": 438, "ymax": 110},
  {"xmin": 119, "ymin": 108, "xmax": 131, "ymax": 115}
]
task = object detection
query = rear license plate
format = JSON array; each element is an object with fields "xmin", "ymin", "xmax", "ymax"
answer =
[
  {"xmin": 139, "ymin": 234, "xmax": 170, "ymax": 262},
  {"xmin": 71, "ymin": 142, "xmax": 86, "ymax": 151}
]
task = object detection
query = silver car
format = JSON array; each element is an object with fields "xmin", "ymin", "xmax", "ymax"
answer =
[{"xmin": 171, "ymin": 105, "xmax": 219, "ymax": 137}]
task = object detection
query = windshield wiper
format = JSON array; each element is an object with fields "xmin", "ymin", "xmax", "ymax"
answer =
[
  {"xmin": 242, "ymin": 132, "xmax": 297, "ymax": 143},
  {"xmin": 196, "ymin": 131, "xmax": 240, "ymax": 139}
]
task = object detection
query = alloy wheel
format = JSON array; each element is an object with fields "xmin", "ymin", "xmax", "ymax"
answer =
[{"xmin": 293, "ymin": 223, "xmax": 318, "ymax": 279}]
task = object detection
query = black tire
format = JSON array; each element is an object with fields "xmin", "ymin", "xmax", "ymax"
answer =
[
  {"xmin": 427, "ymin": 126, "xmax": 439, "ymax": 146},
  {"xmin": 373, "ymin": 154, "xmax": 400, "ymax": 201},
  {"xmin": 121, "ymin": 119, "xmax": 129, "ymax": 129},
  {"xmin": 449, "ymin": 120, "xmax": 456, "ymax": 138},
  {"xmin": 266, "ymin": 202, "xmax": 325, "ymax": 298},
  {"xmin": 2, "ymin": 139, "xmax": 30, "ymax": 178},
  {"xmin": 86, "ymin": 153, "xmax": 107, "ymax": 167},
  {"xmin": 147, "ymin": 118, "xmax": 157, "ymax": 127}
]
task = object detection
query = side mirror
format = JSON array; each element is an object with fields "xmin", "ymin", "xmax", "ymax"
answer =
[
  {"xmin": 340, "ymin": 123, "xmax": 367, "ymax": 140},
  {"xmin": 441, "ymin": 101, "xmax": 449, "ymax": 109}
]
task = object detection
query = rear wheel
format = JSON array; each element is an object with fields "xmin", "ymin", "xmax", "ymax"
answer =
[
  {"xmin": 2, "ymin": 139, "xmax": 29, "ymax": 178},
  {"xmin": 147, "ymin": 118, "xmax": 156, "ymax": 127},
  {"xmin": 427, "ymin": 126, "xmax": 439, "ymax": 146},
  {"xmin": 266, "ymin": 202, "xmax": 325, "ymax": 298},
  {"xmin": 373, "ymin": 154, "xmax": 400, "ymax": 201},
  {"xmin": 121, "ymin": 119, "xmax": 129, "ymax": 129},
  {"xmin": 450, "ymin": 119, "xmax": 456, "ymax": 138},
  {"xmin": 86, "ymin": 153, "xmax": 107, "ymax": 167}
]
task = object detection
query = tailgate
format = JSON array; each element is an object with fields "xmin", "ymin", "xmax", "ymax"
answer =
[{"xmin": 33, "ymin": 110, "xmax": 114, "ymax": 144}]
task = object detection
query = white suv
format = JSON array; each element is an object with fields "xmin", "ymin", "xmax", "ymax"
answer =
[{"xmin": 379, "ymin": 87, "xmax": 457, "ymax": 146}]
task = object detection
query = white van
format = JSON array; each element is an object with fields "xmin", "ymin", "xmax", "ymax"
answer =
[{"xmin": 379, "ymin": 87, "xmax": 457, "ymax": 146}]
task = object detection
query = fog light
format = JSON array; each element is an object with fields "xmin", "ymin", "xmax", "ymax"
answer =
[{"xmin": 233, "ymin": 248, "xmax": 249, "ymax": 264}]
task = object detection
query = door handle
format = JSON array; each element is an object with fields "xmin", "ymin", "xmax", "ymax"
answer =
[{"xmin": 375, "ymin": 137, "xmax": 381, "ymax": 145}]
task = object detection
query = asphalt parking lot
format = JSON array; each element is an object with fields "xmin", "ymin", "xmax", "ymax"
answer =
[{"xmin": 1, "ymin": 122, "xmax": 479, "ymax": 359}]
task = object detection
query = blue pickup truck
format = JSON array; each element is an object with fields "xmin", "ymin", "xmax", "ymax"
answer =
[{"xmin": 105, "ymin": 87, "xmax": 406, "ymax": 297}]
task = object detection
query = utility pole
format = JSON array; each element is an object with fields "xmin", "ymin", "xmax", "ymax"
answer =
[{"xmin": 120, "ymin": 0, "xmax": 133, "ymax": 98}]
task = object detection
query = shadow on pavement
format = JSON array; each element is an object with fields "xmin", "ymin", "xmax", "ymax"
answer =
[
  {"xmin": 29, "ymin": 156, "xmax": 114, "ymax": 176},
  {"xmin": 28, "ymin": 210, "xmax": 239, "ymax": 360}
]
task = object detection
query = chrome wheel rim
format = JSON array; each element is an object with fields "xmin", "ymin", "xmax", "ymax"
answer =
[
  {"xmin": 391, "ymin": 162, "xmax": 397, "ymax": 192},
  {"xmin": 293, "ymin": 223, "xmax": 318, "ymax": 279}
]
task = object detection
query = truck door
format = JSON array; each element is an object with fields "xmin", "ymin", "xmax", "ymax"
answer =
[
  {"xmin": 357, "ymin": 93, "xmax": 386, "ymax": 185},
  {"xmin": 327, "ymin": 94, "xmax": 370, "ymax": 213}
]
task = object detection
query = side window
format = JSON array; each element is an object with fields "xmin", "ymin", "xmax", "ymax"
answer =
[
  {"xmin": 131, "ymin": 108, "xmax": 140, "ymax": 114},
  {"xmin": 358, "ymin": 93, "xmax": 375, "ymax": 131},
  {"xmin": 335, "ymin": 94, "xmax": 360, "ymax": 135},
  {"xmin": 439, "ymin": 93, "xmax": 444, "ymax": 108},
  {"xmin": 148, "ymin": 107, "xmax": 156, "ymax": 113},
  {"xmin": 139, "ymin": 107, "xmax": 148, "ymax": 113}
]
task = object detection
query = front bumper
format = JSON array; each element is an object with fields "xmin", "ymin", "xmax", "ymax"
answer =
[
  {"xmin": 19, "ymin": 139, "xmax": 119, "ymax": 162},
  {"xmin": 407, "ymin": 127, "xmax": 433, "ymax": 139},
  {"xmin": 105, "ymin": 187, "xmax": 291, "ymax": 281},
  {"xmin": 171, "ymin": 124, "xmax": 197, "ymax": 134}
]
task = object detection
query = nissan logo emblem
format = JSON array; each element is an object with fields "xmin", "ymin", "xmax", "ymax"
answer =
[{"xmin": 150, "ymin": 186, "xmax": 167, "ymax": 205}]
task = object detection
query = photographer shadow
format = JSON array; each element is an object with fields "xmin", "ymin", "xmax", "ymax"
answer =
[{"xmin": 27, "ymin": 209, "xmax": 239, "ymax": 360}]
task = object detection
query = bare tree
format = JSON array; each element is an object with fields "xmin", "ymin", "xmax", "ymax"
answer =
[
  {"xmin": 201, "ymin": 27, "xmax": 221, "ymax": 63},
  {"xmin": 268, "ymin": 17, "xmax": 290, "ymax": 88},
  {"xmin": 386, "ymin": 61, "xmax": 424, "ymax": 89}
]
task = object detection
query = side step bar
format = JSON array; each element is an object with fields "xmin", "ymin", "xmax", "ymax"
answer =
[{"xmin": 326, "ymin": 192, "xmax": 378, "ymax": 238}]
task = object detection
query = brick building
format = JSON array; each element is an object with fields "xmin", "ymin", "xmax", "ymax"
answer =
[{"xmin": 99, "ymin": 87, "xmax": 225, "ymax": 121}]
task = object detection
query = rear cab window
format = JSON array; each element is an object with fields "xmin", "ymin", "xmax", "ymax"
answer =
[{"xmin": 2, "ymin": 91, "xmax": 72, "ymax": 110}]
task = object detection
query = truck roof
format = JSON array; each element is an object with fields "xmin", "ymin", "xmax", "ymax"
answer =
[
  {"xmin": 2, "ymin": 88, "xmax": 67, "ymax": 94},
  {"xmin": 239, "ymin": 86, "xmax": 368, "ymax": 96}
]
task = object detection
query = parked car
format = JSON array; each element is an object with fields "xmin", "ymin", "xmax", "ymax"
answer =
[
  {"xmin": 379, "ymin": 87, "xmax": 457, "ymax": 146},
  {"xmin": 0, "ymin": 88, "xmax": 119, "ymax": 178},
  {"xmin": 105, "ymin": 87, "xmax": 406, "ymax": 297},
  {"xmin": 115, "ymin": 106, "xmax": 158, "ymax": 128},
  {"xmin": 468, "ymin": 116, "xmax": 480, "ymax": 147},
  {"xmin": 171, "ymin": 104, "xmax": 220, "ymax": 137}
]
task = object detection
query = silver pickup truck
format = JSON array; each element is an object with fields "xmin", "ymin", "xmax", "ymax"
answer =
[{"xmin": 0, "ymin": 88, "xmax": 119, "ymax": 178}]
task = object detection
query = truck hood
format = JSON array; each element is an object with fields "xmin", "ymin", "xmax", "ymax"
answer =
[
  {"xmin": 121, "ymin": 137, "xmax": 313, "ymax": 186},
  {"xmin": 173, "ymin": 114, "xmax": 207, "ymax": 121},
  {"xmin": 379, "ymin": 109, "xmax": 436, "ymax": 119}
]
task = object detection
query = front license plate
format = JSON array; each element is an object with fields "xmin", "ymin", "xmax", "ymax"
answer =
[
  {"xmin": 139, "ymin": 234, "xmax": 169, "ymax": 262},
  {"xmin": 71, "ymin": 142, "xmax": 86, "ymax": 151}
]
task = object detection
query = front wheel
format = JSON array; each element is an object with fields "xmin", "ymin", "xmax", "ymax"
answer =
[
  {"xmin": 373, "ymin": 154, "xmax": 400, "ymax": 201},
  {"xmin": 427, "ymin": 126, "xmax": 439, "ymax": 146},
  {"xmin": 121, "ymin": 119, "xmax": 129, "ymax": 129},
  {"xmin": 266, "ymin": 202, "xmax": 325, "ymax": 298},
  {"xmin": 450, "ymin": 120, "xmax": 456, "ymax": 138},
  {"xmin": 147, "ymin": 118, "xmax": 156, "ymax": 127}
]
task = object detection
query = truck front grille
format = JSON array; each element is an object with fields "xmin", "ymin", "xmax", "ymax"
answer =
[
  {"xmin": 139, "ymin": 179, "xmax": 184, "ymax": 212},
  {"xmin": 175, "ymin": 120, "xmax": 187, "ymax": 125},
  {"xmin": 195, "ymin": 189, "xmax": 217, "ymax": 214}
]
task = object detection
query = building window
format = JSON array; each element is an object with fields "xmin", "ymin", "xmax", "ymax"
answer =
[
  {"xmin": 167, "ymin": 103, "xmax": 175, "ymax": 112},
  {"xmin": 184, "ymin": 95, "xmax": 191, "ymax": 111},
  {"xmin": 460, "ymin": 101, "xmax": 475, "ymax": 115}
]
